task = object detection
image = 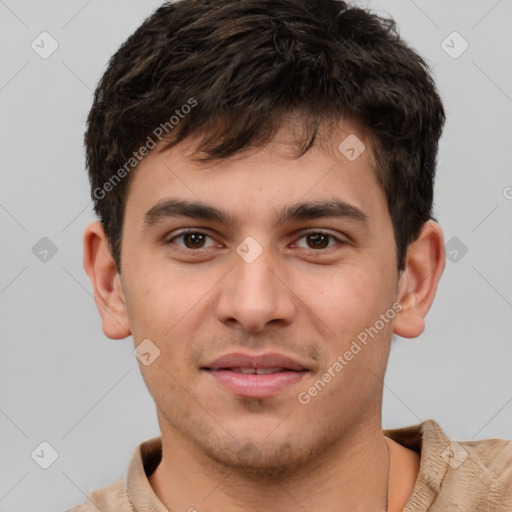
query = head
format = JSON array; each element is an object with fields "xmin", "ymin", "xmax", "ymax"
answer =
[{"xmin": 84, "ymin": 0, "xmax": 445, "ymax": 476}]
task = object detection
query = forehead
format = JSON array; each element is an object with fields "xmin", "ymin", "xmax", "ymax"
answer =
[{"xmin": 123, "ymin": 116, "xmax": 385, "ymax": 227}]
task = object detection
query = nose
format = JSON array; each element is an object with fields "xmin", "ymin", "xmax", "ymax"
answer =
[{"xmin": 215, "ymin": 246, "xmax": 297, "ymax": 332}]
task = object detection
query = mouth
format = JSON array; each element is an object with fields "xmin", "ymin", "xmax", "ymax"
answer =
[
  {"xmin": 219, "ymin": 367, "xmax": 302, "ymax": 375},
  {"xmin": 201, "ymin": 352, "xmax": 310, "ymax": 398}
]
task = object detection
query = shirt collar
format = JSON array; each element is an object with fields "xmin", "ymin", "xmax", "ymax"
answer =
[
  {"xmin": 384, "ymin": 419, "xmax": 451, "ymax": 510},
  {"xmin": 124, "ymin": 419, "xmax": 451, "ymax": 511}
]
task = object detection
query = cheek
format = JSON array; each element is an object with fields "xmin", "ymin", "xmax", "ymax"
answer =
[
  {"xmin": 123, "ymin": 264, "xmax": 186, "ymax": 340},
  {"xmin": 303, "ymin": 263, "xmax": 388, "ymax": 328},
  {"xmin": 298, "ymin": 263, "xmax": 397, "ymax": 377}
]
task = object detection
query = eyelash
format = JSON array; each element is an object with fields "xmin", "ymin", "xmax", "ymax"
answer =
[{"xmin": 165, "ymin": 229, "xmax": 346, "ymax": 253}]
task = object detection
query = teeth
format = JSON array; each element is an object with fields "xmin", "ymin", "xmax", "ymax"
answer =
[
  {"xmin": 256, "ymin": 368, "xmax": 282, "ymax": 374},
  {"xmin": 231, "ymin": 367, "xmax": 283, "ymax": 374}
]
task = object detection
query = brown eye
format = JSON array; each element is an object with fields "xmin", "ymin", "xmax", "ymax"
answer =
[
  {"xmin": 182, "ymin": 232, "xmax": 207, "ymax": 249},
  {"xmin": 305, "ymin": 233, "xmax": 330, "ymax": 249},
  {"xmin": 293, "ymin": 231, "xmax": 342, "ymax": 250},
  {"xmin": 167, "ymin": 231, "xmax": 218, "ymax": 250}
]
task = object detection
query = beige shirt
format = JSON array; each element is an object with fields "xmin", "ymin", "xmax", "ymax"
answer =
[{"xmin": 68, "ymin": 419, "xmax": 512, "ymax": 511}]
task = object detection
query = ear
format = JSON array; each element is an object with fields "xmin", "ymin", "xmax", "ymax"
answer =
[
  {"xmin": 393, "ymin": 221, "xmax": 445, "ymax": 338},
  {"xmin": 83, "ymin": 221, "xmax": 131, "ymax": 340}
]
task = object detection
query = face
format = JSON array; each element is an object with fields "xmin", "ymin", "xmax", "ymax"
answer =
[{"xmin": 117, "ymin": 117, "xmax": 402, "ymax": 475}]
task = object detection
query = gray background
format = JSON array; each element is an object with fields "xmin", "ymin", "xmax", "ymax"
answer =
[{"xmin": 0, "ymin": 1, "xmax": 511, "ymax": 511}]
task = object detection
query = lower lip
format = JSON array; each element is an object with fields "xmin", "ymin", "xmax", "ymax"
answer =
[{"xmin": 205, "ymin": 370, "xmax": 307, "ymax": 398}]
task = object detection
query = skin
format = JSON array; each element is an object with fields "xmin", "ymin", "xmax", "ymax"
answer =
[{"xmin": 84, "ymin": 116, "xmax": 445, "ymax": 512}]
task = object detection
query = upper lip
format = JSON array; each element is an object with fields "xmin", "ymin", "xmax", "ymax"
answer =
[{"xmin": 202, "ymin": 352, "xmax": 310, "ymax": 371}]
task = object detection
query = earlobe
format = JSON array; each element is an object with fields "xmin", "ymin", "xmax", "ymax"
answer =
[
  {"xmin": 83, "ymin": 221, "xmax": 131, "ymax": 340},
  {"xmin": 393, "ymin": 221, "xmax": 445, "ymax": 339}
]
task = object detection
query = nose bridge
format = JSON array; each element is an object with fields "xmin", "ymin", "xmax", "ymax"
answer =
[
  {"xmin": 235, "ymin": 245, "xmax": 276, "ymax": 299},
  {"xmin": 216, "ymin": 239, "xmax": 295, "ymax": 331}
]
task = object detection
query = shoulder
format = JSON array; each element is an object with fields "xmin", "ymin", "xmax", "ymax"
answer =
[
  {"xmin": 387, "ymin": 419, "xmax": 512, "ymax": 510},
  {"xmin": 450, "ymin": 436, "xmax": 512, "ymax": 489},
  {"xmin": 66, "ymin": 477, "xmax": 134, "ymax": 512},
  {"xmin": 426, "ymin": 421, "xmax": 512, "ymax": 509},
  {"xmin": 66, "ymin": 436, "xmax": 163, "ymax": 512}
]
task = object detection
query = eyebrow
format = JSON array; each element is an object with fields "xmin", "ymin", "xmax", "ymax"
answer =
[{"xmin": 144, "ymin": 198, "xmax": 368, "ymax": 227}]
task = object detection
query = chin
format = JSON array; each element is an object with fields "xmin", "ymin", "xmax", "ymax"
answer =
[
  {"xmin": 205, "ymin": 438, "xmax": 306, "ymax": 479},
  {"xmin": 192, "ymin": 423, "xmax": 334, "ymax": 480}
]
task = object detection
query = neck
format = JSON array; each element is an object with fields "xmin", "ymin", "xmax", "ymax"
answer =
[{"xmin": 149, "ymin": 422, "xmax": 393, "ymax": 512}]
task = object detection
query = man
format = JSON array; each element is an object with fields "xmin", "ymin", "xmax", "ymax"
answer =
[{"xmin": 71, "ymin": 0, "xmax": 512, "ymax": 510}]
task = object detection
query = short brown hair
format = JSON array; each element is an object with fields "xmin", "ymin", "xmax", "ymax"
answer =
[{"xmin": 85, "ymin": 0, "xmax": 445, "ymax": 271}]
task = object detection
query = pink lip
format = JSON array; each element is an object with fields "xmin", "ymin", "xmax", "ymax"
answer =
[
  {"xmin": 203, "ymin": 352, "xmax": 309, "ymax": 371},
  {"xmin": 206, "ymin": 370, "xmax": 307, "ymax": 398},
  {"xmin": 202, "ymin": 352, "xmax": 310, "ymax": 398}
]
